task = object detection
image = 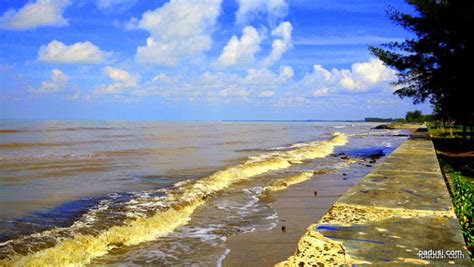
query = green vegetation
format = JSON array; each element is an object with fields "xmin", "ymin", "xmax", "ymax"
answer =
[
  {"xmin": 366, "ymin": 110, "xmax": 432, "ymax": 124},
  {"xmin": 452, "ymin": 171, "xmax": 473, "ymax": 259},
  {"xmin": 405, "ymin": 110, "xmax": 434, "ymax": 123},
  {"xmin": 370, "ymin": 0, "xmax": 474, "ymax": 140},
  {"xmin": 428, "ymin": 125, "xmax": 473, "ymax": 262},
  {"xmin": 370, "ymin": 2, "xmax": 473, "ymax": 257},
  {"xmin": 364, "ymin": 117, "xmax": 403, "ymax": 123}
]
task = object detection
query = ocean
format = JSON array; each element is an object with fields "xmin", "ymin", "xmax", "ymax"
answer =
[{"xmin": 0, "ymin": 120, "xmax": 408, "ymax": 266}]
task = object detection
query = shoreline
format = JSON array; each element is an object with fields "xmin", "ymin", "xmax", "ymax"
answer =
[
  {"xmin": 222, "ymin": 133, "xmax": 408, "ymax": 266},
  {"xmin": 277, "ymin": 127, "xmax": 471, "ymax": 265},
  {"xmin": 222, "ymin": 164, "xmax": 374, "ymax": 266}
]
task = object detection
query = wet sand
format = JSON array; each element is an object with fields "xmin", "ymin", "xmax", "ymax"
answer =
[{"xmin": 223, "ymin": 159, "xmax": 379, "ymax": 266}]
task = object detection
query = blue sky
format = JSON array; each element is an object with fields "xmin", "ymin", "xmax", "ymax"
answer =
[{"xmin": 0, "ymin": 0, "xmax": 432, "ymax": 120}]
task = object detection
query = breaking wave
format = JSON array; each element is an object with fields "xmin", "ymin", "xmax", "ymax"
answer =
[{"xmin": 0, "ymin": 132, "xmax": 348, "ymax": 266}]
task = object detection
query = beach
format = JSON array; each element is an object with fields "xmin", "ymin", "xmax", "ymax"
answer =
[
  {"xmin": 223, "ymin": 160, "xmax": 379, "ymax": 266},
  {"xmin": 0, "ymin": 120, "xmax": 409, "ymax": 266}
]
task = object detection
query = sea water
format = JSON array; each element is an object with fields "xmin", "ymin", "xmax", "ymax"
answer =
[{"xmin": 0, "ymin": 120, "xmax": 408, "ymax": 266}]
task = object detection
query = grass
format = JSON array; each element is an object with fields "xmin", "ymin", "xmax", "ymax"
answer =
[{"xmin": 428, "ymin": 124, "xmax": 474, "ymax": 262}]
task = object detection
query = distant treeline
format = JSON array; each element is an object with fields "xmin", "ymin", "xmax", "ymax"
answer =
[
  {"xmin": 365, "ymin": 110, "xmax": 434, "ymax": 123},
  {"xmin": 364, "ymin": 118, "xmax": 402, "ymax": 122}
]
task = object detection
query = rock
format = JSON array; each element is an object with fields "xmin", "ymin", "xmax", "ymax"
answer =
[
  {"xmin": 372, "ymin": 124, "xmax": 394, "ymax": 129},
  {"xmin": 281, "ymin": 226, "xmax": 286, "ymax": 232},
  {"xmin": 369, "ymin": 152, "xmax": 385, "ymax": 160}
]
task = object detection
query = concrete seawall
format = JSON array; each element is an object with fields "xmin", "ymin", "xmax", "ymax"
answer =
[{"xmin": 277, "ymin": 128, "xmax": 471, "ymax": 265}]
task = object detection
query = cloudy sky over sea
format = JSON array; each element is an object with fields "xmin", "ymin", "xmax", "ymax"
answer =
[{"xmin": 0, "ymin": 0, "xmax": 432, "ymax": 120}]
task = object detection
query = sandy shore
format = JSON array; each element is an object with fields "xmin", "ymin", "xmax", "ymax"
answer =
[{"xmin": 222, "ymin": 159, "xmax": 379, "ymax": 266}]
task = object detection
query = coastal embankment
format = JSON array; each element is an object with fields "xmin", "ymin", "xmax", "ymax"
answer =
[{"xmin": 277, "ymin": 128, "xmax": 471, "ymax": 265}]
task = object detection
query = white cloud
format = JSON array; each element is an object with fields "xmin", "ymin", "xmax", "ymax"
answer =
[
  {"xmin": 259, "ymin": 90, "xmax": 275, "ymax": 97},
  {"xmin": 0, "ymin": 0, "xmax": 71, "ymax": 30},
  {"xmin": 340, "ymin": 58, "xmax": 396, "ymax": 91},
  {"xmin": 297, "ymin": 58, "xmax": 396, "ymax": 95},
  {"xmin": 110, "ymin": 65, "xmax": 294, "ymax": 103},
  {"xmin": 97, "ymin": 0, "xmax": 137, "ymax": 12},
  {"xmin": 95, "ymin": 66, "xmax": 138, "ymax": 94},
  {"xmin": 313, "ymin": 87, "xmax": 329, "ymax": 97},
  {"xmin": 85, "ymin": 58, "xmax": 394, "ymax": 106},
  {"xmin": 38, "ymin": 40, "xmax": 111, "ymax": 64},
  {"xmin": 132, "ymin": 0, "xmax": 222, "ymax": 65},
  {"xmin": 30, "ymin": 69, "xmax": 69, "ymax": 93},
  {"xmin": 279, "ymin": 65, "xmax": 294, "ymax": 80},
  {"xmin": 261, "ymin": 21, "xmax": 292, "ymax": 66},
  {"xmin": 236, "ymin": 0, "xmax": 288, "ymax": 24},
  {"xmin": 245, "ymin": 66, "xmax": 293, "ymax": 86},
  {"xmin": 216, "ymin": 26, "xmax": 262, "ymax": 68},
  {"xmin": 219, "ymin": 85, "xmax": 249, "ymax": 98}
]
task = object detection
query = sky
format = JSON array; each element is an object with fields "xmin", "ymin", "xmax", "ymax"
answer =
[{"xmin": 0, "ymin": 0, "xmax": 432, "ymax": 121}]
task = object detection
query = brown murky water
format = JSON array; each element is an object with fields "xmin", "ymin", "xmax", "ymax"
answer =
[{"xmin": 0, "ymin": 120, "xmax": 408, "ymax": 266}]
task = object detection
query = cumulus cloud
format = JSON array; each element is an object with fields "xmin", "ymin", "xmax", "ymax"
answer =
[
  {"xmin": 297, "ymin": 58, "xmax": 396, "ymax": 96},
  {"xmin": 340, "ymin": 58, "xmax": 396, "ymax": 91},
  {"xmin": 261, "ymin": 21, "xmax": 292, "ymax": 67},
  {"xmin": 216, "ymin": 26, "xmax": 262, "ymax": 68},
  {"xmin": 132, "ymin": 0, "xmax": 222, "ymax": 65},
  {"xmin": 38, "ymin": 40, "xmax": 111, "ymax": 64},
  {"xmin": 236, "ymin": 0, "xmax": 288, "ymax": 24},
  {"xmin": 30, "ymin": 69, "xmax": 69, "ymax": 93},
  {"xmin": 279, "ymin": 65, "xmax": 294, "ymax": 80},
  {"xmin": 245, "ymin": 66, "xmax": 293, "ymax": 86},
  {"xmin": 0, "ymin": 0, "xmax": 71, "ymax": 30},
  {"xmin": 95, "ymin": 66, "xmax": 138, "ymax": 94},
  {"xmin": 105, "ymin": 65, "xmax": 294, "ymax": 103}
]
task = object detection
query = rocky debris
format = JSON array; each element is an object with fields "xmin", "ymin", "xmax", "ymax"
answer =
[{"xmin": 372, "ymin": 124, "xmax": 395, "ymax": 129}]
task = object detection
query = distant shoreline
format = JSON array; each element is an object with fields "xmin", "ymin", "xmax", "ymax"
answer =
[{"xmin": 222, "ymin": 119, "xmax": 365, "ymax": 122}]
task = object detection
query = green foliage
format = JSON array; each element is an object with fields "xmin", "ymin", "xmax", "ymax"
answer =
[
  {"xmin": 439, "ymin": 157, "xmax": 473, "ymax": 262},
  {"xmin": 369, "ymin": 0, "xmax": 474, "ymax": 123},
  {"xmin": 452, "ymin": 171, "xmax": 474, "ymax": 261},
  {"xmin": 430, "ymin": 126, "xmax": 473, "ymax": 262},
  {"xmin": 405, "ymin": 110, "xmax": 423, "ymax": 122},
  {"xmin": 404, "ymin": 110, "xmax": 434, "ymax": 122}
]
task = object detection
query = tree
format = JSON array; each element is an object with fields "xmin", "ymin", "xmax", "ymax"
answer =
[
  {"xmin": 369, "ymin": 0, "xmax": 474, "ymax": 141},
  {"xmin": 405, "ymin": 110, "xmax": 423, "ymax": 122}
]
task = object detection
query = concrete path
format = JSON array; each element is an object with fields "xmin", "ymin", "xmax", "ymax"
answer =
[{"xmin": 277, "ymin": 128, "xmax": 471, "ymax": 265}]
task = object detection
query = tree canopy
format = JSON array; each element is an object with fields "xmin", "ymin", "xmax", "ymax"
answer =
[{"xmin": 369, "ymin": 0, "xmax": 474, "ymax": 124}]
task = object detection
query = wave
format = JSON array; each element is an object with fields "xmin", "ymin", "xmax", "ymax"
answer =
[
  {"xmin": 0, "ymin": 132, "xmax": 348, "ymax": 266},
  {"xmin": 264, "ymin": 171, "xmax": 314, "ymax": 193},
  {"xmin": 262, "ymin": 168, "xmax": 332, "ymax": 194}
]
